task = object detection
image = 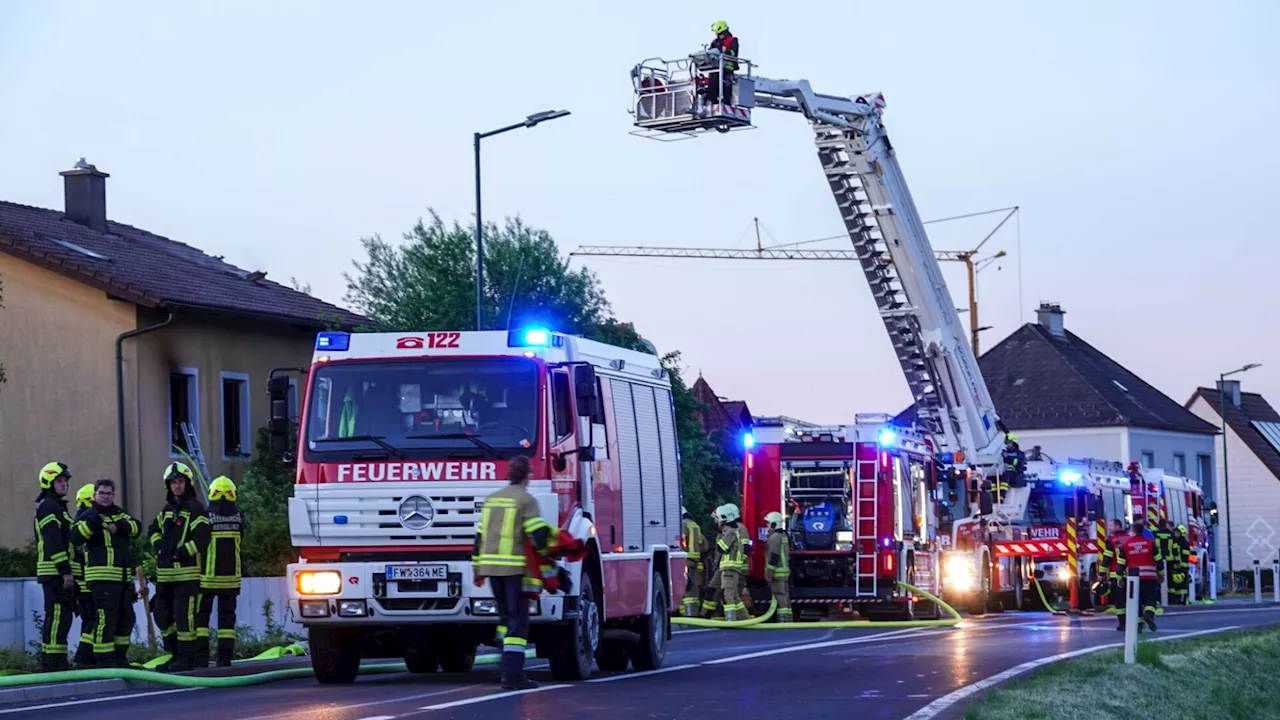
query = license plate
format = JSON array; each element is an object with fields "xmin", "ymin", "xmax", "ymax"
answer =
[{"xmin": 386, "ymin": 564, "xmax": 448, "ymax": 581}]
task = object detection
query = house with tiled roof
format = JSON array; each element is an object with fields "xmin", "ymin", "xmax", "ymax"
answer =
[
  {"xmin": 895, "ymin": 303, "xmax": 1218, "ymax": 487},
  {"xmin": 1186, "ymin": 382, "xmax": 1280, "ymax": 574},
  {"xmin": 690, "ymin": 376, "xmax": 753, "ymax": 451},
  {"xmin": 0, "ymin": 160, "xmax": 367, "ymax": 543}
]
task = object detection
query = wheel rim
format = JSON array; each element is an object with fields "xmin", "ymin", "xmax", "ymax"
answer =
[
  {"xmin": 652, "ymin": 591, "xmax": 666, "ymax": 652},
  {"xmin": 582, "ymin": 583, "xmax": 600, "ymax": 658}
]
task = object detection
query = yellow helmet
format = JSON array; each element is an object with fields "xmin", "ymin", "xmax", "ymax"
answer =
[
  {"xmin": 164, "ymin": 462, "xmax": 194, "ymax": 487},
  {"xmin": 75, "ymin": 482, "xmax": 95, "ymax": 509},
  {"xmin": 209, "ymin": 476, "xmax": 237, "ymax": 502},
  {"xmin": 1177, "ymin": 524, "xmax": 1187, "ymax": 534},
  {"xmin": 1005, "ymin": 432, "xmax": 1018, "ymax": 444},
  {"xmin": 711, "ymin": 20, "xmax": 728, "ymax": 34},
  {"xmin": 39, "ymin": 462, "xmax": 71, "ymax": 490},
  {"xmin": 764, "ymin": 511, "xmax": 785, "ymax": 530}
]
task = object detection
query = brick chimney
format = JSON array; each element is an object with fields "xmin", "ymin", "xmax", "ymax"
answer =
[
  {"xmin": 1217, "ymin": 379, "xmax": 1242, "ymax": 407},
  {"xmin": 1036, "ymin": 302, "xmax": 1065, "ymax": 337},
  {"xmin": 59, "ymin": 158, "xmax": 109, "ymax": 232}
]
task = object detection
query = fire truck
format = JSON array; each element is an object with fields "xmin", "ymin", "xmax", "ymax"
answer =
[
  {"xmin": 740, "ymin": 415, "xmax": 944, "ymax": 620},
  {"xmin": 268, "ymin": 328, "xmax": 685, "ymax": 683},
  {"xmin": 1128, "ymin": 463, "xmax": 1210, "ymax": 588}
]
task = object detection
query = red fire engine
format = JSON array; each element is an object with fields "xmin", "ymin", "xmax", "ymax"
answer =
[
  {"xmin": 740, "ymin": 415, "xmax": 945, "ymax": 620},
  {"xmin": 270, "ymin": 327, "xmax": 684, "ymax": 683}
]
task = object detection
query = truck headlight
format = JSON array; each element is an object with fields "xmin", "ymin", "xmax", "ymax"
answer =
[
  {"xmin": 944, "ymin": 555, "xmax": 976, "ymax": 592},
  {"xmin": 297, "ymin": 570, "xmax": 342, "ymax": 596},
  {"xmin": 835, "ymin": 530, "xmax": 854, "ymax": 552},
  {"xmin": 1056, "ymin": 566, "xmax": 1072, "ymax": 582}
]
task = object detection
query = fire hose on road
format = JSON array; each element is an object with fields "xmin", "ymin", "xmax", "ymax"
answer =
[{"xmin": 672, "ymin": 582, "xmax": 962, "ymax": 629}]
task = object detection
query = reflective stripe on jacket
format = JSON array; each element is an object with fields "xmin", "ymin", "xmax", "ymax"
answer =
[
  {"xmin": 766, "ymin": 530, "xmax": 790, "ymax": 580},
  {"xmin": 150, "ymin": 495, "xmax": 210, "ymax": 584},
  {"xmin": 202, "ymin": 501, "xmax": 245, "ymax": 592},
  {"xmin": 683, "ymin": 519, "xmax": 704, "ymax": 562},
  {"xmin": 716, "ymin": 525, "xmax": 745, "ymax": 572},
  {"xmin": 71, "ymin": 505, "xmax": 140, "ymax": 583},
  {"xmin": 33, "ymin": 492, "xmax": 73, "ymax": 578},
  {"xmin": 473, "ymin": 484, "xmax": 551, "ymax": 577}
]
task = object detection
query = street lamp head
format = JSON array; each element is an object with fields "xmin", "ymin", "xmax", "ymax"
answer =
[
  {"xmin": 525, "ymin": 110, "xmax": 571, "ymax": 127},
  {"xmin": 1244, "ymin": 363, "xmax": 1262, "ymax": 372}
]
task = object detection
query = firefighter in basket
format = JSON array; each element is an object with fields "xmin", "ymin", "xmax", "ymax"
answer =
[
  {"xmin": 704, "ymin": 20, "xmax": 739, "ymax": 106},
  {"xmin": 763, "ymin": 512, "xmax": 792, "ymax": 622},
  {"xmin": 715, "ymin": 504, "xmax": 748, "ymax": 621}
]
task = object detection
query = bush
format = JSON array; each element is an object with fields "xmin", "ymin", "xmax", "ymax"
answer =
[
  {"xmin": 0, "ymin": 543, "xmax": 37, "ymax": 578},
  {"xmin": 240, "ymin": 428, "xmax": 298, "ymax": 577}
]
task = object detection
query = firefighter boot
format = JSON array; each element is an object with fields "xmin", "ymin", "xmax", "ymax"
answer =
[
  {"xmin": 74, "ymin": 640, "xmax": 95, "ymax": 669},
  {"xmin": 113, "ymin": 643, "xmax": 130, "ymax": 668},
  {"xmin": 168, "ymin": 641, "xmax": 196, "ymax": 672},
  {"xmin": 1116, "ymin": 615, "xmax": 1125, "ymax": 631},
  {"xmin": 194, "ymin": 639, "xmax": 210, "ymax": 668},
  {"xmin": 1143, "ymin": 609, "xmax": 1157, "ymax": 632},
  {"xmin": 40, "ymin": 652, "xmax": 69, "ymax": 673},
  {"xmin": 499, "ymin": 650, "xmax": 538, "ymax": 691}
]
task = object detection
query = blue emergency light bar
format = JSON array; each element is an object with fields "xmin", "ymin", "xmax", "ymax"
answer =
[
  {"xmin": 1058, "ymin": 469, "xmax": 1083, "ymax": 486},
  {"xmin": 877, "ymin": 429, "xmax": 896, "ymax": 447},
  {"xmin": 742, "ymin": 432, "xmax": 755, "ymax": 449},
  {"xmin": 315, "ymin": 331, "xmax": 350, "ymax": 352},
  {"xmin": 507, "ymin": 327, "xmax": 563, "ymax": 349}
]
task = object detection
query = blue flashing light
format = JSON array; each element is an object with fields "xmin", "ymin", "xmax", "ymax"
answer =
[
  {"xmin": 316, "ymin": 331, "xmax": 350, "ymax": 352},
  {"xmin": 508, "ymin": 327, "xmax": 555, "ymax": 348},
  {"xmin": 878, "ymin": 429, "xmax": 897, "ymax": 447},
  {"xmin": 333, "ymin": 515, "xmax": 349, "ymax": 525},
  {"xmin": 939, "ymin": 452, "xmax": 955, "ymax": 464},
  {"xmin": 742, "ymin": 432, "xmax": 755, "ymax": 449},
  {"xmin": 524, "ymin": 328, "xmax": 550, "ymax": 346},
  {"xmin": 1059, "ymin": 470, "xmax": 1083, "ymax": 486}
]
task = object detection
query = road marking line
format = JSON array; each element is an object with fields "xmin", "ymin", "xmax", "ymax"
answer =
[
  {"xmin": 587, "ymin": 663, "xmax": 700, "ymax": 683},
  {"xmin": 901, "ymin": 624, "xmax": 1241, "ymax": 720},
  {"xmin": 354, "ymin": 716, "xmax": 397, "ymax": 720},
  {"xmin": 702, "ymin": 627, "xmax": 932, "ymax": 665},
  {"xmin": 0, "ymin": 688, "xmax": 199, "ymax": 714},
  {"xmin": 419, "ymin": 684, "xmax": 570, "ymax": 710},
  {"xmin": 235, "ymin": 686, "xmax": 472, "ymax": 720},
  {"xmin": 673, "ymin": 628, "xmax": 719, "ymax": 635}
]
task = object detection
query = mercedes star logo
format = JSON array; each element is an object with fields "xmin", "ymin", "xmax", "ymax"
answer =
[{"xmin": 397, "ymin": 495, "xmax": 436, "ymax": 531}]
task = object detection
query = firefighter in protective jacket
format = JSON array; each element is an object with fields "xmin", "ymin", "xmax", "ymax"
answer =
[
  {"xmin": 701, "ymin": 507, "xmax": 722, "ymax": 618},
  {"xmin": 706, "ymin": 20, "xmax": 739, "ymax": 105},
  {"xmin": 148, "ymin": 463, "xmax": 210, "ymax": 670},
  {"xmin": 1170, "ymin": 524, "xmax": 1191, "ymax": 605},
  {"xmin": 715, "ymin": 504, "xmax": 747, "ymax": 621},
  {"xmin": 71, "ymin": 479, "xmax": 140, "ymax": 667},
  {"xmin": 196, "ymin": 476, "xmax": 244, "ymax": 667},
  {"xmin": 763, "ymin": 512, "xmax": 792, "ymax": 622},
  {"xmin": 1114, "ymin": 518, "xmax": 1162, "ymax": 632},
  {"xmin": 34, "ymin": 462, "xmax": 75, "ymax": 672},
  {"xmin": 680, "ymin": 507, "xmax": 706, "ymax": 617},
  {"xmin": 71, "ymin": 482, "xmax": 96, "ymax": 668}
]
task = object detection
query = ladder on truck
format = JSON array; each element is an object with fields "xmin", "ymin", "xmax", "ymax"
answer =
[
  {"xmin": 854, "ymin": 457, "xmax": 879, "ymax": 598},
  {"xmin": 179, "ymin": 421, "xmax": 211, "ymax": 496},
  {"xmin": 629, "ymin": 53, "xmax": 1008, "ymax": 475}
]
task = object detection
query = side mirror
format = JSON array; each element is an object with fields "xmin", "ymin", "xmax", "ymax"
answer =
[
  {"xmin": 268, "ymin": 375, "xmax": 293, "ymax": 458},
  {"xmin": 574, "ymin": 364, "xmax": 598, "ymax": 418}
]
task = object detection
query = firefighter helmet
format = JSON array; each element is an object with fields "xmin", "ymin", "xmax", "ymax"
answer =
[
  {"xmin": 711, "ymin": 20, "xmax": 728, "ymax": 34},
  {"xmin": 209, "ymin": 476, "xmax": 237, "ymax": 502},
  {"xmin": 718, "ymin": 503, "xmax": 741, "ymax": 523},
  {"xmin": 39, "ymin": 462, "xmax": 71, "ymax": 490},
  {"xmin": 164, "ymin": 462, "xmax": 194, "ymax": 487},
  {"xmin": 1005, "ymin": 432, "xmax": 1018, "ymax": 444},
  {"xmin": 1177, "ymin": 523, "xmax": 1187, "ymax": 534},
  {"xmin": 76, "ymin": 482, "xmax": 95, "ymax": 509},
  {"xmin": 764, "ymin": 511, "xmax": 785, "ymax": 530}
]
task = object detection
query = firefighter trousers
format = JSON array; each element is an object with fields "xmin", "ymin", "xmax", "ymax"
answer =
[
  {"xmin": 88, "ymin": 581, "xmax": 132, "ymax": 665},
  {"xmin": 153, "ymin": 580, "xmax": 202, "ymax": 669},
  {"xmin": 74, "ymin": 587, "xmax": 95, "ymax": 666},
  {"xmin": 1116, "ymin": 578, "xmax": 1160, "ymax": 627},
  {"xmin": 196, "ymin": 591, "xmax": 239, "ymax": 666},
  {"xmin": 490, "ymin": 576, "xmax": 530, "ymax": 681},
  {"xmin": 682, "ymin": 561, "xmax": 704, "ymax": 615},
  {"xmin": 702, "ymin": 566, "xmax": 722, "ymax": 617},
  {"xmin": 1170, "ymin": 566, "xmax": 1189, "ymax": 604},
  {"xmin": 720, "ymin": 570, "xmax": 745, "ymax": 621},
  {"xmin": 39, "ymin": 579, "xmax": 74, "ymax": 670},
  {"xmin": 769, "ymin": 576, "xmax": 792, "ymax": 621}
]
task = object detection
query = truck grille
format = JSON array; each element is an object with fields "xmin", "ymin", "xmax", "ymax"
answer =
[{"xmin": 304, "ymin": 481, "xmax": 505, "ymax": 545}]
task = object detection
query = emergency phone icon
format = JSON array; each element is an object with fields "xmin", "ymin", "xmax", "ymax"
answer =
[{"xmin": 396, "ymin": 336, "xmax": 425, "ymax": 349}]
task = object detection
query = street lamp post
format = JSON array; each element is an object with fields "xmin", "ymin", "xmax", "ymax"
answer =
[
  {"xmin": 1218, "ymin": 362, "xmax": 1261, "ymax": 591},
  {"xmin": 473, "ymin": 109, "xmax": 571, "ymax": 330}
]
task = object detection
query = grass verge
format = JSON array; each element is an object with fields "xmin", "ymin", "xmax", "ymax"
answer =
[{"xmin": 963, "ymin": 627, "xmax": 1280, "ymax": 720}]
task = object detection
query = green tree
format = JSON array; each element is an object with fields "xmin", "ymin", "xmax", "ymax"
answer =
[
  {"xmin": 662, "ymin": 351, "xmax": 742, "ymax": 534},
  {"xmin": 239, "ymin": 428, "xmax": 298, "ymax": 576}
]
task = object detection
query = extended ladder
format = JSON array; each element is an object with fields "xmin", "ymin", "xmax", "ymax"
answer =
[{"xmin": 180, "ymin": 421, "xmax": 211, "ymax": 494}]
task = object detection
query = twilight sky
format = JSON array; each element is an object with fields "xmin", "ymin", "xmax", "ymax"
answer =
[{"xmin": 1, "ymin": 0, "xmax": 1275, "ymax": 424}]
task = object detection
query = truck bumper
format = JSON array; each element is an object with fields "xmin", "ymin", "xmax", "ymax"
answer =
[{"xmin": 287, "ymin": 561, "xmax": 566, "ymax": 626}]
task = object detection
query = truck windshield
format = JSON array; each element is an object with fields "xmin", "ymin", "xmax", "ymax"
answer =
[{"xmin": 303, "ymin": 358, "xmax": 538, "ymax": 460}]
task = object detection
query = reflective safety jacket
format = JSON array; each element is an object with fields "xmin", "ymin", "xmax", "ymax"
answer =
[
  {"xmin": 716, "ymin": 524, "xmax": 745, "ymax": 573},
  {"xmin": 682, "ymin": 519, "xmax": 705, "ymax": 568},
  {"xmin": 71, "ymin": 504, "xmax": 141, "ymax": 583},
  {"xmin": 1095, "ymin": 520, "xmax": 1113, "ymax": 580},
  {"xmin": 1153, "ymin": 528, "xmax": 1174, "ymax": 563},
  {"xmin": 765, "ymin": 529, "xmax": 790, "ymax": 581},
  {"xmin": 1116, "ymin": 533, "xmax": 1164, "ymax": 581},
  {"xmin": 711, "ymin": 32, "xmax": 739, "ymax": 71},
  {"xmin": 71, "ymin": 507, "xmax": 90, "ymax": 592},
  {"xmin": 202, "ymin": 500, "xmax": 245, "ymax": 593},
  {"xmin": 473, "ymin": 484, "xmax": 551, "ymax": 578},
  {"xmin": 149, "ymin": 488, "xmax": 210, "ymax": 584},
  {"xmin": 1106, "ymin": 531, "xmax": 1128, "ymax": 579},
  {"xmin": 33, "ymin": 491, "xmax": 73, "ymax": 579}
]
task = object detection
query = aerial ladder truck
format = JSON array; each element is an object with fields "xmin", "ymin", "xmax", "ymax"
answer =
[{"xmin": 630, "ymin": 48, "xmax": 1022, "ymax": 613}]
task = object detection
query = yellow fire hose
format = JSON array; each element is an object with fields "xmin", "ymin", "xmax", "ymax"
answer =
[{"xmin": 672, "ymin": 582, "xmax": 961, "ymax": 629}]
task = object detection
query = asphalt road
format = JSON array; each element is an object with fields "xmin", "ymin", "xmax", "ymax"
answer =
[{"xmin": 6, "ymin": 605, "xmax": 1280, "ymax": 720}]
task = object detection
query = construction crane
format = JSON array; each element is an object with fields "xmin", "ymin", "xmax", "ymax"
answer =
[{"xmin": 571, "ymin": 210, "xmax": 1013, "ymax": 355}]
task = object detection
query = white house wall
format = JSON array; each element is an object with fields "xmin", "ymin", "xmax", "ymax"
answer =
[
  {"xmin": 1008, "ymin": 427, "xmax": 1124, "ymax": 464},
  {"xmin": 1127, "ymin": 428, "xmax": 1216, "ymax": 486},
  {"xmin": 1188, "ymin": 396, "xmax": 1280, "ymax": 573}
]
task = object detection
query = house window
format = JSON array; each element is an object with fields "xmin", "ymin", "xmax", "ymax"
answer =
[
  {"xmin": 1172, "ymin": 453, "xmax": 1186, "ymax": 476},
  {"xmin": 221, "ymin": 372, "xmax": 251, "ymax": 459},
  {"xmin": 169, "ymin": 368, "xmax": 199, "ymax": 456},
  {"xmin": 1140, "ymin": 451, "xmax": 1155, "ymax": 469},
  {"xmin": 1197, "ymin": 454, "xmax": 1212, "ymax": 486},
  {"xmin": 551, "ymin": 370, "xmax": 573, "ymax": 441}
]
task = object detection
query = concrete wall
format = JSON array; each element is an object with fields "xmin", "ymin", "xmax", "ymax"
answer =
[
  {"xmin": 0, "ymin": 255, "xmax": 136, "ymax": 547},
  {"xmin": 1188, "ymin": 395, "xmax": 1280, "ymax": 572},
  {"xmin": 0, "ymin": 577, "xmax": 303, "ymax": 652}
]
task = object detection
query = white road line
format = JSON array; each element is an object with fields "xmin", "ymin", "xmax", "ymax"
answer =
[
  {"xmin": 0, "ymin": 687, "xmax": 199, "ymax": 714},
  {"xmin": 234, "ymin": 686, "xmax": 472, "ymax": 720},
  {"xmin": 703, "ymin": 627, "xmax": 933, "ymax": 665},
  {"xmin": 587, "ymin": 664, "xmax": 700, "ymax": 683},
  {"xmin": 419, "ymin": 684, "xmax": 570, "ymax": 711},
  {"xmin": 672, "ymin": 628, "xmax": 719, "ymax": 635},
  {"xmin": 354, "ymin": 716, "xmax": 397, "ymax": 720},
  {"xmin": 901, "ymin": 625, "xmax": 1242, "ymax": 720}
]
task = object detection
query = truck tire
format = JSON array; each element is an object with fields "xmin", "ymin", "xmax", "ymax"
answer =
[
  {"xmin": 404, "ymin": 646, "xmax": 439, "ymax": 674},
  {"xmin": 596, "ymin": 640, "xmax": 630, "ymax": 672},
  {"xmin": 310, "ymin": 626, "xmax": 360, "ymax": 684},
  {"xmin": 627, "ymin": 572, "xmax": 668, "ymax": 671},
  {"xmin": 968, "ymin": 562, "xmax": 990, "ymax": 617},
  {"xmin": 439, "ymin": 643, "xmax": 477, "ymax": 673},
  {"xmin": 549, "ymin": 570, "xmax": 600, "ymax": 681}
]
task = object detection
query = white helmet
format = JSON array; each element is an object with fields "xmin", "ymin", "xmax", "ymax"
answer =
[
  {"xmin": 682, "ymin": 505, "xmax": 689, "ymax": 517},
  {"xmin": 764, "ymin": 511, "xmax": 785, "ymax": 530},
  {"xmin": 718, "ymin": 503, "xmax": 741, "ymax": 524}
]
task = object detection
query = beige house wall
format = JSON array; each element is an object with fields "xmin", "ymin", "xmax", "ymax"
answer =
[{"xmin": 0, "ymin": 255, "xmax": 135, "ymax": 548}]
